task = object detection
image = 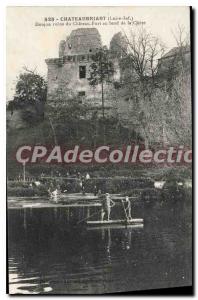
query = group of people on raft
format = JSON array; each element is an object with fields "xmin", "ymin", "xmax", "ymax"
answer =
[{"xmin": 101, "ymin": 193, "xmax": 132, "ymax": 221}]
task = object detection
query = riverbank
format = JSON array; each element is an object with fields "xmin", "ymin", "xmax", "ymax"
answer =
[
  {"xmin": 7, "ymin": 176, "xmax": 155, "ymax": 197},
  {"xmin": 7, "ymin": 165, "xmax": 192, "ymax": 198}
]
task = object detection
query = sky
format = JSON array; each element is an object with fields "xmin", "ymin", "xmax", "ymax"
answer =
[{"xmin": 6, "ymin": 6, "xmax": 190, "ymax": 101}]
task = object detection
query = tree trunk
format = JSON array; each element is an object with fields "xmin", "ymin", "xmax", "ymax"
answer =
[
  {"xmin": 48, "ymin": 115, "xmax": 58, "ymax": 145},
  {"xmin": 101, "ymin": 80, "xmax": 106, "ymax": 144}
]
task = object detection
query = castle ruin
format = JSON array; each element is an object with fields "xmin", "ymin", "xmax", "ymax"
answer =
[{"xmin": 45, "ymin": 28, "xmax": 122, "ymax": 115}]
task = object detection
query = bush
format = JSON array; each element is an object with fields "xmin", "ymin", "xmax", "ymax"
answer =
[
  {"xmin": 7, "ymin": 186, "xmax": 35, "ymax": 197},
  {"xmin": 7, "ymin": 181, "xmax": 48, "ymax": 197},
  {"xmin": 83, "ymin": 177, "xmax": 154, "ymax": 193}
]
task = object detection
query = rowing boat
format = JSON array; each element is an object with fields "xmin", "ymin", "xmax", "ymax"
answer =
[
  {"xmin": 87, "ymin": 223, "xmax": 144, "ymax": 230},
  {"xmin": 87, "ymin": 218, "xmax": 143, "ymax": 226}
]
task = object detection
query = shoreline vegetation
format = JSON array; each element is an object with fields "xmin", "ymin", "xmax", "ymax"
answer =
[{"xmin": 7, "ymin": 166, "xmax": 192, "ymax": 198}]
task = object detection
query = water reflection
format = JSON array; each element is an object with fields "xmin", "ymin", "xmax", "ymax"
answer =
[{"xmin": 8, "ymin": 199, "xmax": 192, "ymax": 294}]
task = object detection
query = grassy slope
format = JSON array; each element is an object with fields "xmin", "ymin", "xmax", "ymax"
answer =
[{"xmin": 7, "ymin": 118, "xmax": 192, "ymax": 180}]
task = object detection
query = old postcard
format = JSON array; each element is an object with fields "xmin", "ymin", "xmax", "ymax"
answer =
[{"xmin": 7, "ymin": 6, "xmax": 192, "ymax": 294}]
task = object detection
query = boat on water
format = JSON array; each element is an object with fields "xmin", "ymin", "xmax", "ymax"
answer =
[
  {"xmin": 87, "ymin": 223, "xmax": 144, "ymax": 230},
  {"xmin": 87, "ymin": 219, "xmax": 144, "ymax": 226}
]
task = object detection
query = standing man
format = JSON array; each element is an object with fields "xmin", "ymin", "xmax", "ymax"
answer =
[
  {"xmin": 101, "ymin": 193, "xmax": 115, "ymax": 221},
  {"xmin": 122, "ymin": 196, "xmax": 132, "ymax": 220}
]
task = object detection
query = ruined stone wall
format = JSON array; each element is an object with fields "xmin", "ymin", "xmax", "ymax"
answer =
[
  {"xmin": 63, "ymin": 28, "xmax": 102, "ymax": 56},
  {"xmin": 46, "ymin": 28, "xmax": 128, "ymax": 116},
  {"xmin": 46, "ymin": 54, "xmax": 118, "ymax": 113},
  {"xmin": 157, "ymin": 50, "xmax": 191, "ymax": 77},
  {"xmin": 46, "ymin": 56, "xmax": 99, "ymax": 103}
]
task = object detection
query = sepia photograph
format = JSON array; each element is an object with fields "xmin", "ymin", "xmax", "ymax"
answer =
[{"xmin": 6, "ymin": 6, "xmax": 192, "ymax": 295}]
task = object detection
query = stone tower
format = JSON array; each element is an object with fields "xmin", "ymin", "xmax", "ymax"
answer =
[{"xmin": 45, "ymin": 28, "xmax": 110, "ymax": 107}]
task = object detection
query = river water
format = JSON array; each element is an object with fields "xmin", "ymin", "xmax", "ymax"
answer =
[{"xmin": 8, "ymin": 195, "xmax": 192, "ymax": 294}]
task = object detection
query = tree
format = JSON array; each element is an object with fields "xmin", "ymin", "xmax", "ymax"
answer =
[
  {"xmin": 7, "ymin": 68, "xmax": 47, "ymax": 124},
  {"xmin": 46, "ymin": 97, "xmax": 89, "ymax": 145},
  {"xmin": 172, "ymin": 24, "xmax": 190, "ymax": 49},
  {"xmin": 171, "ymin": 24, "xmax": 191, "ymax": 76},
  {"xmin": 117, "ymin": 29, "xmax": 165, "ymax": 147},
  {"xmin": 155, "ymin": 25, "xmax": 191, "ymax": 146},
  {"xmin": 122, "ymin": 28, "xmax": 165, "ymax": 82},
  {"xmin": 13, "ymin": 67, "xmax": 47, "ymax": 105},
  {"xmin": 88, "ymin": 47, "xmax": 114, "ymax": 119},
  {"xmin": 116, "ymin": 27, "xmax": 190, "ymax": 148},
  {"xmin": 88, "ymin": 47, "xmax": 114, "ymax": 143}
]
